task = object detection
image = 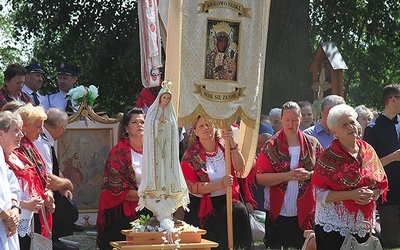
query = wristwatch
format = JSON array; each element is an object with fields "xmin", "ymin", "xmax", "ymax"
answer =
[{"xmin": 11, "ymin": 205, "xmax": 21, "ymax": 214}]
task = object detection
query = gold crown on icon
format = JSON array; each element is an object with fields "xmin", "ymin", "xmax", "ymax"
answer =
[
  {"xmin": 161, "ymin": 78, "xmax": 172, "ymax": 92},
  {"xmin": 212, "ymin": 22, "xmax": 232, "ymax": 36}
]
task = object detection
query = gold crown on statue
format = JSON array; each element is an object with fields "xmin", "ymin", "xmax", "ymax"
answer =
[
  {"xmin": 161, "ymin": 78, "xmax": 172, "ymax": 92},
  {"xmin": 212, "ymin": 22, "xmax": 232, "ymax": 36}
]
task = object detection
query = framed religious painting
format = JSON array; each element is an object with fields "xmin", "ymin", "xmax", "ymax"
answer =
[
  {"xmin": 56, "ymin": 120, "xmax": 120, "ymax": 213},
  {"xmin": 204, "ymin": 19, "xmax": 240, "ymax": 81}
]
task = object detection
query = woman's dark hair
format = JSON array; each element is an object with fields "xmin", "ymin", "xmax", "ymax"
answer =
[
  {"xmin": 118, "ymin": 107, "xmax": 144, "ymax": 140},
  {"xmin": 3, "ymin": 63, "xmax": 27, "ymax": 82},
  {"xmin": 122, "ymin": 107, "xmax": 144, "ymax": 127}
]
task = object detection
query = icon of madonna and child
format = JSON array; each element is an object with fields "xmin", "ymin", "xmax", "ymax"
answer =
[{"xmin": 205, "ymin": 20, "xmax": 239, "ymax": 81}]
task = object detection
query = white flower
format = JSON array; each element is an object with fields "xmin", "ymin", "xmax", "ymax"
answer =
[
  {"xmin": 160, "ymin": 218, "xmax": 175, "ymax": 232},
  {"xmin": 87, "ymin": 85, "xmax": 99, "ymax": 99},
  {"xmin": 67, "ymin": 84, "xmax": 99, "ymax": 107},
  {"xmin": 70, "ymin": 85, "xmax": 87, "ymax": 100},
  {"xmin": 130, "ymin": 217, "xmax": 199, "ymax": 249}
]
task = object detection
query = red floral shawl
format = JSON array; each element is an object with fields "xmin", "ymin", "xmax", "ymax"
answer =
[
  {"xmin": 181, "ymin": 139, "xmax": 240, "ymax": 227},
  {"xmin": 11, "ymin": 136, "xmax": 52, "ymax": 237},
  {"xmin": 312, "ymin": 139, "xmax": 388, "ymax": 221},
  {"xmin": 255, "ymin": 129, "xmax": 322, "ymax": 230},
  {"xmin": 97, "ymin": 138, "xmax": 140, "ymax": 231}
]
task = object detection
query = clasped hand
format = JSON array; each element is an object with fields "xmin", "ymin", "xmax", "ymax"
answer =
[
  {"xmin": 351, "ymin": 187, "xmax": 374, "ymax": 205},
  {"xmin": 5, "ymin": 209, "xmax": 19, "ymax": 237},
  {"xmin": 291, "ymin": 168, "xmax": 311, "ymax": 181}
]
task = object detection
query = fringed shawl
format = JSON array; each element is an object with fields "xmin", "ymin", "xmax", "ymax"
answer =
[
  {"xmin": 238, "ymin": 161, "xmax": 258, "ymax": 208},
  {"xmin": 97, "ymin": 138, "xmax": 139, "ymax": 232},
  {"xmin": 312, "ymin": 139, "xmax": 388, "ymax": 221},
  {"xmin": 181, "ymin": 139, "xmax": 240, "ymax": 227},
  {"xmin": 11, "ymin": 136, "xmax": 52, "ymax": 237},
  {"xmin": 255, "ymin": 129, "xmax": 322, "ymax": 230},
  {"xmin": 0, "ymin": 86, "xmax": 33, "ymax": 109}
]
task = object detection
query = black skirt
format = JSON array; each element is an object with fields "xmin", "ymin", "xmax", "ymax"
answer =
[
  {"xmin": 185, "ymin": 194, "xmax": 253, "ymax": 250},
  {"xmin": 96, "ymin": 203, "xmax": 152, "ymax": 250}
]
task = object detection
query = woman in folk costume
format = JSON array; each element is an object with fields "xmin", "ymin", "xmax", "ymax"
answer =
[
  {"xmin": 312, "ymin": 104, "xmax": 388, "ymax": 250},
  {"xmin": 255, "ymin": 101, "xmax": 323, "ymax": 249},
  {"xmin": 97, "ymin": 107, "xmax": 152, "ymax": 250},
  {"xmin": 7, "ymin": 103, "xmax": 54, "ymax": 249},
  {"xmin": 0, "ymin": 112, "xmax": 22, "ymax": 250},
  {"xmin": 181, "ymin": 115, "xmax": 253, "ymax": 250},
  {"xmin": 137, "ymin": 80, "xmax": 189, "ymax": 220}
]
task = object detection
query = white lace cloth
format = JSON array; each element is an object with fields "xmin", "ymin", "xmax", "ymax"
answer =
[
  {"xmin": 315, "ymin": 190, "xmax": 376, "ymax": 237},
  {"xmin": 18, "ymin": 217, "xmax": 32, "ymax": 238}
]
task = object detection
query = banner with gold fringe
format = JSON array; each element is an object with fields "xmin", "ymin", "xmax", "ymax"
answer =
[{"xmin": 176, "ymin": 0, "xmax": 270, "ymax": 177}]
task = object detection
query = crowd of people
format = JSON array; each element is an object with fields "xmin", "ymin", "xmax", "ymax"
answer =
[
  {"xmin": 0, "ymin": 62, "xmax": 84, "ymax": 250},
  {"xmin": 1, "ymin": 60, "xmax": 400, "ymax": 250}
]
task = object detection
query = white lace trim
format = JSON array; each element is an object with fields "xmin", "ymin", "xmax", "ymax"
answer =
[
  {"xmin": 315, "ymin": 201, "xmax": 375, "ymax": 237},
  {"xmin": 18, "ymin": 218, "xmax": 32, "ymax": 237}
]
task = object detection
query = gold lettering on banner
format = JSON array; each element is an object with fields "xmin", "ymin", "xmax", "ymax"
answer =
[
  {"xmin": 193, "ymin": 83, "xmax": 246, "ymax": 102},
  {"xmin": 198, "ymin": 0, "xmax": 251, "ymax": 18}
]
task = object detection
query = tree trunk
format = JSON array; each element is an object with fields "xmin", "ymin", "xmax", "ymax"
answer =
[{"xmin": 262, "ymin": 0, "xmax": 312, "ymax": 114}]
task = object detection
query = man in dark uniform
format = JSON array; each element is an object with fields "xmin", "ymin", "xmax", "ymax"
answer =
[
  {"xmin": 22, "ymin": 62, "xmax": 46, "ymax": 106},
  {"xmin": 0, "ymin": 63, "xmax": 32, "ymax": 109},
  {"xmin": 42, "ymin": 62, "xmax": 79, "ymax": 111},
  {"xmin": 364, "ymin": 83, "xmax": 400, "ymax": 248}
]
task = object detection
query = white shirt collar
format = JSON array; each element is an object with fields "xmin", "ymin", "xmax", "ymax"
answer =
[{"xmin": 42, "ymin": 127, "xmax": 55, "ymax": 147}]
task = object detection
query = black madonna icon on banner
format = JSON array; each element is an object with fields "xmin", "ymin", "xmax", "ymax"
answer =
[{"xmin": 205, "ymin": 20, "xmax": 240, "ymax": 81}]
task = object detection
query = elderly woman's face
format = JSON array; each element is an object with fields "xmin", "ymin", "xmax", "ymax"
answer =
[
  {"xmin": 280, "ymin": 109, "xmax": 301, "ymax": 135},
  {"xmin": 0, "ymin": 122, "xmax": 23, "ymax": 152},
  {"xmin": 270, "ymin": 114, "xmax": 282, "ymax": 133},
  {"xmin": 357, "ymin": 114, "xmax": 373, "ymax": 130},
  {"xmin": 194, "ymin": 117, "xmax": 216, "ymax": 141},
  {"xmin": 333, "ymin": 114, "xmax": 358, "ymax": 142},
  {"xmin": 23, "ymin": 119, "xmax": 44, "ymax": 142}
]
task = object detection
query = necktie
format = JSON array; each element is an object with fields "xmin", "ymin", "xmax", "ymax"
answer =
[
  {"xmin": 42, "ymin": 133, "xmax": 60, "ymax": 176},
  {"xmin": 66, "ymin": 99, "xmax": 74, "ymax": 113},
  {"xmin": 51, "ymin": 145, "xmax": 60, "ymax": 176},
  {"xmin": 32, "ymin": 92, "xmax": 40, "ymax": 106}
]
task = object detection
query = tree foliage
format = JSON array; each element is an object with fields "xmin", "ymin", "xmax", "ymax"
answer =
[
  {"xmin": 310, "ymin": 0, "xmax": 400, "ymax": 110},
  {"xmin": 10, "ymin": 0, "xmax": 141, "ymax": 115},
  {"xmin": 0, "ymin": 7, "xmax": 24, "ymax": 73},
  {"xmin": 6, "ymin": 0, "xmax": 400, "ymax": 113}
]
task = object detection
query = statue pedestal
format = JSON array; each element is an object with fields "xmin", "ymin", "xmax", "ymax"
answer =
[
  {"xmin": 122, "ymin": 229, "xmax": 206, "ymax": 245},
  {"xmin": 110, "ymin": 239, "xmax": 218, "ymax": 250},
  {"xmin": 110, "ymin": 229, "xmax": 218, "ymax": 249}
]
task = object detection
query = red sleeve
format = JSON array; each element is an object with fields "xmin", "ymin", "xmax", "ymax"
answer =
[
  {"xmin": 255, "ymin": 149, "xmax": 273, "ymax": 174},
  {"xmin": 181, "ymin": 161, "xmax": 199, "ymax": 183}
]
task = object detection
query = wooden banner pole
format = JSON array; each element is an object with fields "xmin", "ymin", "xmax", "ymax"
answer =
[{"xmin": 225, "ymin": 140, "xmax": 234, "ymax": 250}]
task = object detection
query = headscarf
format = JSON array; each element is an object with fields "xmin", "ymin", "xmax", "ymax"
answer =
[
  {"xmin": 255, "ymin": 129, "xmax": 322, "ymax": 230},
  {"xmin": 312, "ymin": 139, "xmax": 388, "ymax": 221}
]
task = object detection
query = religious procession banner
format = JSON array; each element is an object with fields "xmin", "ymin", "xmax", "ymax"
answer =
[
  {"xmin": 177, "ymin": 0, "xmax": 271, "ymax": 176},
  {"xmin": 138, "ymin": 0, "xmax": 163, "ymax": 88}
]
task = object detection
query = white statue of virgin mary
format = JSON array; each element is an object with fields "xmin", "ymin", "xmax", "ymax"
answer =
[{"xmin": 137, "ymin": 79, "xmax": 189, "ymax": 220}]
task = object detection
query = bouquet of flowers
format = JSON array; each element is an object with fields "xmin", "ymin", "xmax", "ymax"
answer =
[
  {"xmin": 130, "ymin": 215, "xmax": 199, "ymax": 248},
  {"xmin": 67, "ymin": 85, "xmax": 99, "ymax": 107}
]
